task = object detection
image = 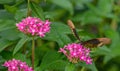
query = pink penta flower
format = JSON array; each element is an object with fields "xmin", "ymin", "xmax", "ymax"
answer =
[
  {"xmin": 16, "ymin": 16, "xmax": 51, "ymax": 37},
  {"xmin": 3, "ymin": 59, "xmax": 33, "ymax": 71},
  {"xmin": 59, "ymin": 43, "xmax": 92, "ymax": 64}
]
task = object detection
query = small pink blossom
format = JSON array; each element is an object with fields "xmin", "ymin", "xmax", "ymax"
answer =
[
  {"xmin": 3, "ymin": 59, "xmax": 33, "ymax": 71},
  {"xmin": 59, "ymin": 43, "xmax": 92, "ymax": 64},
  {"xmin": 16, "ymin": 17, "xmax": 51, "ymax": 37}
]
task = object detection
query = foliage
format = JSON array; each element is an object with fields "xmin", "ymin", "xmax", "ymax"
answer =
[{"xmin": 0, "ymin": 0, "xmax": 120, "ymax": 71}]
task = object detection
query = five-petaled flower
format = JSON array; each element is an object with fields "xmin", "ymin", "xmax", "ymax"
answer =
[
  {"xmin": 16, "ymin": 16, "xmax": 51, "ymax": 37},
  {"xmin": 59, "ymin": 43, "xmax": 92, "ymax": 64},
  {"xmin": 3, "ymin": 59, "xmax": 33, "ymax": 71}
]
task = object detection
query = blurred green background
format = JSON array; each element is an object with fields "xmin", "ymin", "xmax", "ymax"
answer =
[{"xmin": 0, "ymin": 0, "xmax": 120, "ymax": 71}]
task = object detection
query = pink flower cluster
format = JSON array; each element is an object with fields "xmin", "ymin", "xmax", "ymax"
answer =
[
  {"xmin": 16, "ymin": 17, "xmax": 51, "ymax": 37},
  {"xmin": 3, "ymin": 59, "xmax": 33, "ymax": 71},
  {"xmin": 59, "ymin": 43, "xmax": 92, "ymax": 64}
]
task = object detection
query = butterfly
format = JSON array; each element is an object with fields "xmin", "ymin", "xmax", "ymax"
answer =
[{"xmin": 67, "ymin": 20, "xmax": 111, "ymax": 48}]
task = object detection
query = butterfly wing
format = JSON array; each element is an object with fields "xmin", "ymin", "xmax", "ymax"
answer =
[
  {"xmin": 67, "ymin": 20, "xmax": 81, "ymax": 42},
  {"xmin": 82, "ymin": 38, "xmax": 111, "ymax": 48}
]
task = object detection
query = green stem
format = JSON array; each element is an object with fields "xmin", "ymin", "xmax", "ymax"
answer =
[
  {"xmin": 81, "ymin": 67, "xmax": 85, "ymax": 71},
  {"xmin": 27, "ymin": 0, "xmax": 31, "ymax": 16},
  {"xmin": 32, "ymin": 37, "xmax": 35, "ymax": 69}
]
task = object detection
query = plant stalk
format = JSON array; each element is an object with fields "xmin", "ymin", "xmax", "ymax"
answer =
[
  {"xmin": 81, "ymin": 67, "xmax": 85, "ymax": 71},
  {"xmin": 32, "ymin": 37, "xmax": 35, "ymax": 69},
  {"xmin": 27, "ymin": 0, "xmax": 31, "ymax": 16}
]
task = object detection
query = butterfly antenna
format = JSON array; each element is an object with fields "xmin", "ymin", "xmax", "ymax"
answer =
[{"xmin": 67, "ymin": 20, "xmax": 81, "ymax": 42}]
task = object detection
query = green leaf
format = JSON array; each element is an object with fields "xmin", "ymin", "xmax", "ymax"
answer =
[
  {"xmin": 0, "ymin": 56, "xmax": 6, "ymax": 69},
  {"xmin": 15, "ymin": 9, "xmax": 27, "ymax": 21},
  {"xmin": 30, "ymin": 2, "xmax": 45, "ymax": 20},
  {"xmin": 73, "ymin": 0, "xmax": 92, "ymax": 9},
  {"xmin": 13, "ymin": 53, "xmax": 31, "ymax": 66},
  {"xmin": 39, "ymin": 51, "xmax": 66, "ymax": 70},
  {"xmin": 0, "ymin": 56, "xmax": 5, "ymax": 63},
  {"xmin": 0, "ymin": 20, "xmax": 15, "ymax": 32},
  {"xmin": 4, "ymin": 5, "xmax": 18, "ymax": 14},
  {"xmin": 65, "ymin": 63, "xmax": 75, "ymax": 71},
  {"xmin": 49, "ymin": 0, "xmax": 73, "ymax": 15},
  {"xmin": 0, "ymin": 51, "xmax": 13, "ymax": 60},
  {"xmin": 98, "ymin": 0, "xmax": 113, "ymax": 14},
  {"xmin": 105, "ymin": 30, "xmax": 119, "ymax": 48},
  {"xmin": 86, "ymin": 3, "xmax": 102, "ymax": 16},
  {"xmin": 43, "ymin": 22, "xmax": 72, "ymax": 47},
  {"xmin": 78, "ymin": 62, "xmax": 98, "ymax": 71},
  {"xmin": 44, "ymin": 9, "xmax": 66, "ymax": 20},
  {"xmin": 0, "ymin": 0, "xmax": 14, "ymax": 4},
  {"xmin": 0, "ymin": 10, "xmax": 14, "ymax": 19},
  {"xmin": 47, "ymin": 60, "xmax": 68, "ymax": 70},
  {"xmin": 72, "ymin": 11, "xmax": 102, "ymax": 25},
  {"xmin": 86, "ymin": 1, "xmax": 114, "ymax": 18},
  {"xmin": 34, "ymin": 42, "xmax": 52, "ymax": 67},
  {"xmin": 13, "ymin": 35, "xmax": 29, "ymax": 55},
  {"xmin": 0, "ymin": 39, "xmax": 13, "ymax": 53},
  {"xmin": 91, "ymin": 46, "xmax": 111, "ymax": 57},
  {"xmin": 97, "ymin": 0, "xmax": 114, "ymax": 18},
  {"xmin": 103, "ymin": 29, "xmax": 120, "ymax": 63},
  {"xmin": 0, "ymin": 29, "xmax": 20, "ymax": 41},
  {"xmin": 104, "ymin": 43, "xmax": 120, "ymax": 64}
]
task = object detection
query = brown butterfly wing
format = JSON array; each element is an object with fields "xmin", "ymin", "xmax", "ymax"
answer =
[
  {"xmin": 82, "ymin": 39, "xmax": 101, "ymax": 48},
  {"xmin": 82, "ymin": 38, "xmax": 111, "ymax": 48},
  {"xmin": 67, "ymin": 20, "xmax": 81, "ymax": 42}
]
